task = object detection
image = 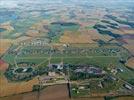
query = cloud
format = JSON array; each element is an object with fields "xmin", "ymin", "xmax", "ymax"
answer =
[{"xmin": 0, "ymin": 0, "xmax": 19, "ymax": 8}]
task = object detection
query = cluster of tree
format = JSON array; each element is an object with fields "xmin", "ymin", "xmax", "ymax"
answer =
[
  {"xmin": 70, "ymin": 72, "xmax": 105, "ymax": 80},
  {"xmin": 105, "ymin": 15, "xmax": 134, "ymax": 28}
]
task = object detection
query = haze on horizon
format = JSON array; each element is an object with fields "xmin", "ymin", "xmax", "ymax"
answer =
[{"xmin": 0, "ymin": 0, "xmax": 134, "ymax": 8}]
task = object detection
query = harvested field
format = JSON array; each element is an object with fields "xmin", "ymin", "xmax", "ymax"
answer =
[
  {"xmin": 125, "ymin": 57, "xmax": 134, "ymax": 69},
  {"xmin": 112, "ymin": 96, "xmax": 134, "ymax": 100},
  {"xmin": 60, "ymin": 31, "xmax": 94, "ymax": 43},
  {"xmin": 79, "ymin": 29, "xmax": 112, "ymax": 42},
  {"xmin": 0, "ymin": 95, "xmax": 24, "ymax": 100},
  {"xmin": 0, "ymin": 22, "xmax": 14, "ymax": 31},
  {"xmin": 0, "ymin": 84, "xmax": 69, "ymax": 100},
  {"xmin": 111, "ymin": 28, "xmax": 134, "ymax": 35},
  {"xmin": 0, "ymin": 39, "xmax": 12, "ymax": 55},
  {"xmin": 60, "ymin": 28, "xmax": 112, "ymax": 44},
  {"xmin": 0, "ymin": 86, "xmax": 105, "ymax": 100},
  {"xmin": 119, "ymin": 28, "xmax": 134, "ymax": 34},
  {"xmin": 26, "ymin": 30, "xmax": 41, "ymax": 37},
  {"xmin": 112, "ymin": 29, "xmax": 126, "ymax": 35},
  {"xmin": 73, "ymin": 97, "xmax": 104, "ymax": 100},
  {"xmin": 25, "ymin": 20, "xmax": 49, "ymax": 37},
  {"xmin": 14, "ymin": 36, "xmax": 32, "ymax": 43},
  {"xmin": 39, "ymin": 84, "xmax": 69, "ymax": 100},
  {"xmin": 123, "ymin": 39, "xmax": 134, "ymax": 55},
  {"xmin": 0, "ymin": 75, "xmax": 39, "ymax": 97}
]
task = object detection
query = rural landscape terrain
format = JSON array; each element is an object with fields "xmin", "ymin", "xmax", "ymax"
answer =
[{"xmin": 0, "ymin": 0, "xmax": 134, "ymax": 100}]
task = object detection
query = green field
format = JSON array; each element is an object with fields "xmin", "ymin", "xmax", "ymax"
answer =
[{"xmin": 2, "ymin": 43, "xmax": 134, "ymax": 82}]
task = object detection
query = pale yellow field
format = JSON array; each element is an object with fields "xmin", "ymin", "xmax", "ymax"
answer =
[
  {"xmin": 73, "ymin": 97, "xmax": 104, "ymax": 100},
  {"xmin": 113, "ymin": 96, "xmax": 134, "ymax": 100},
  {"xmin": 0, "ymin": 39, "xmax": 12, "ymax": 55},
  {"xmin": 25, "ymin": 20, "xmax": 50, "ymax": 37},
  {"xmin": 0, "ymin": 22, "xmax": 14, "ymax": 31},
  {"xmin": 60, "ymin": 31, "xmax": 94, "ymax": 43},
  {"xmin": 112, "ymin": 28, "xmax": 134, "ymax": 35},
  {"xmin": 123, "ymin": 39, "xmax": 134, "ymax": 55},
  {"xmin": 120, "ymin": 28, "xmax": 134, "ymax": 34},
  {"xmin": 0, "ymin": 84, "xmax": 69, "ymax": 100},
  {"xmin": 0, "ymin": 75, "xmax": 39, "ymax": 97},
  {"xmin": 14, "ymin": 36, "xmax": 32, "ymax": 43},
  {"xmin": 79, "ymin": 26, "xmax": 113, "ymax": 42},
  {"xmin": 126, "ymin": 57, "xmax": 134, "ymax": 69}
]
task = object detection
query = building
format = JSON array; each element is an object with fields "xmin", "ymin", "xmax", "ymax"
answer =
[
  {"xmin": 48, "ymin": 63, "xmax": 63, "ymax": 70},
  {"xmin": 48, "ymin": 72, "xmax": 56, "ymax": 77},
  {"xmin": 123, "ymin": 84, "xmax": 133, "ymax": 90}
]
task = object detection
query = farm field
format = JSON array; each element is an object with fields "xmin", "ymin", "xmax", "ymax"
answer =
[
  {"xmin": 0, "ymin": 84, "xmax": 69, "ymax": 100},
  {"xmin": 111, "ymin": 97, "xmax": 134, "ymax": 100},
  {"xmin": 125, "ymin": 57, "xmax": 134, "ymax": 69},
  {"xmin": 0, "ymin": 74, "xmax": 39, "ymax": 97}
]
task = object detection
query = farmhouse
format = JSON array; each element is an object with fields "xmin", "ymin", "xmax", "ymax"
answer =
[
  {"xmin": 48, "ymin": 72, "xmax": 56, "ymax": 77},
  {"xmin": 79, "ymin": 86, "xmax": 85, "ymax": 90},
  {"xmin": 123, "ymin": 84, "xmax": 133, "ymax": 90},
  {"xmin": 111, "ymin": 68, "xmax": 118, "ymax": 75},
  {"xmin": 48, "ymin": 63, "xmax": 63, "ymax": 70},
  {"xmin": 117, "ymin": 68, "xmax": 124, "ymax": 72}
]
